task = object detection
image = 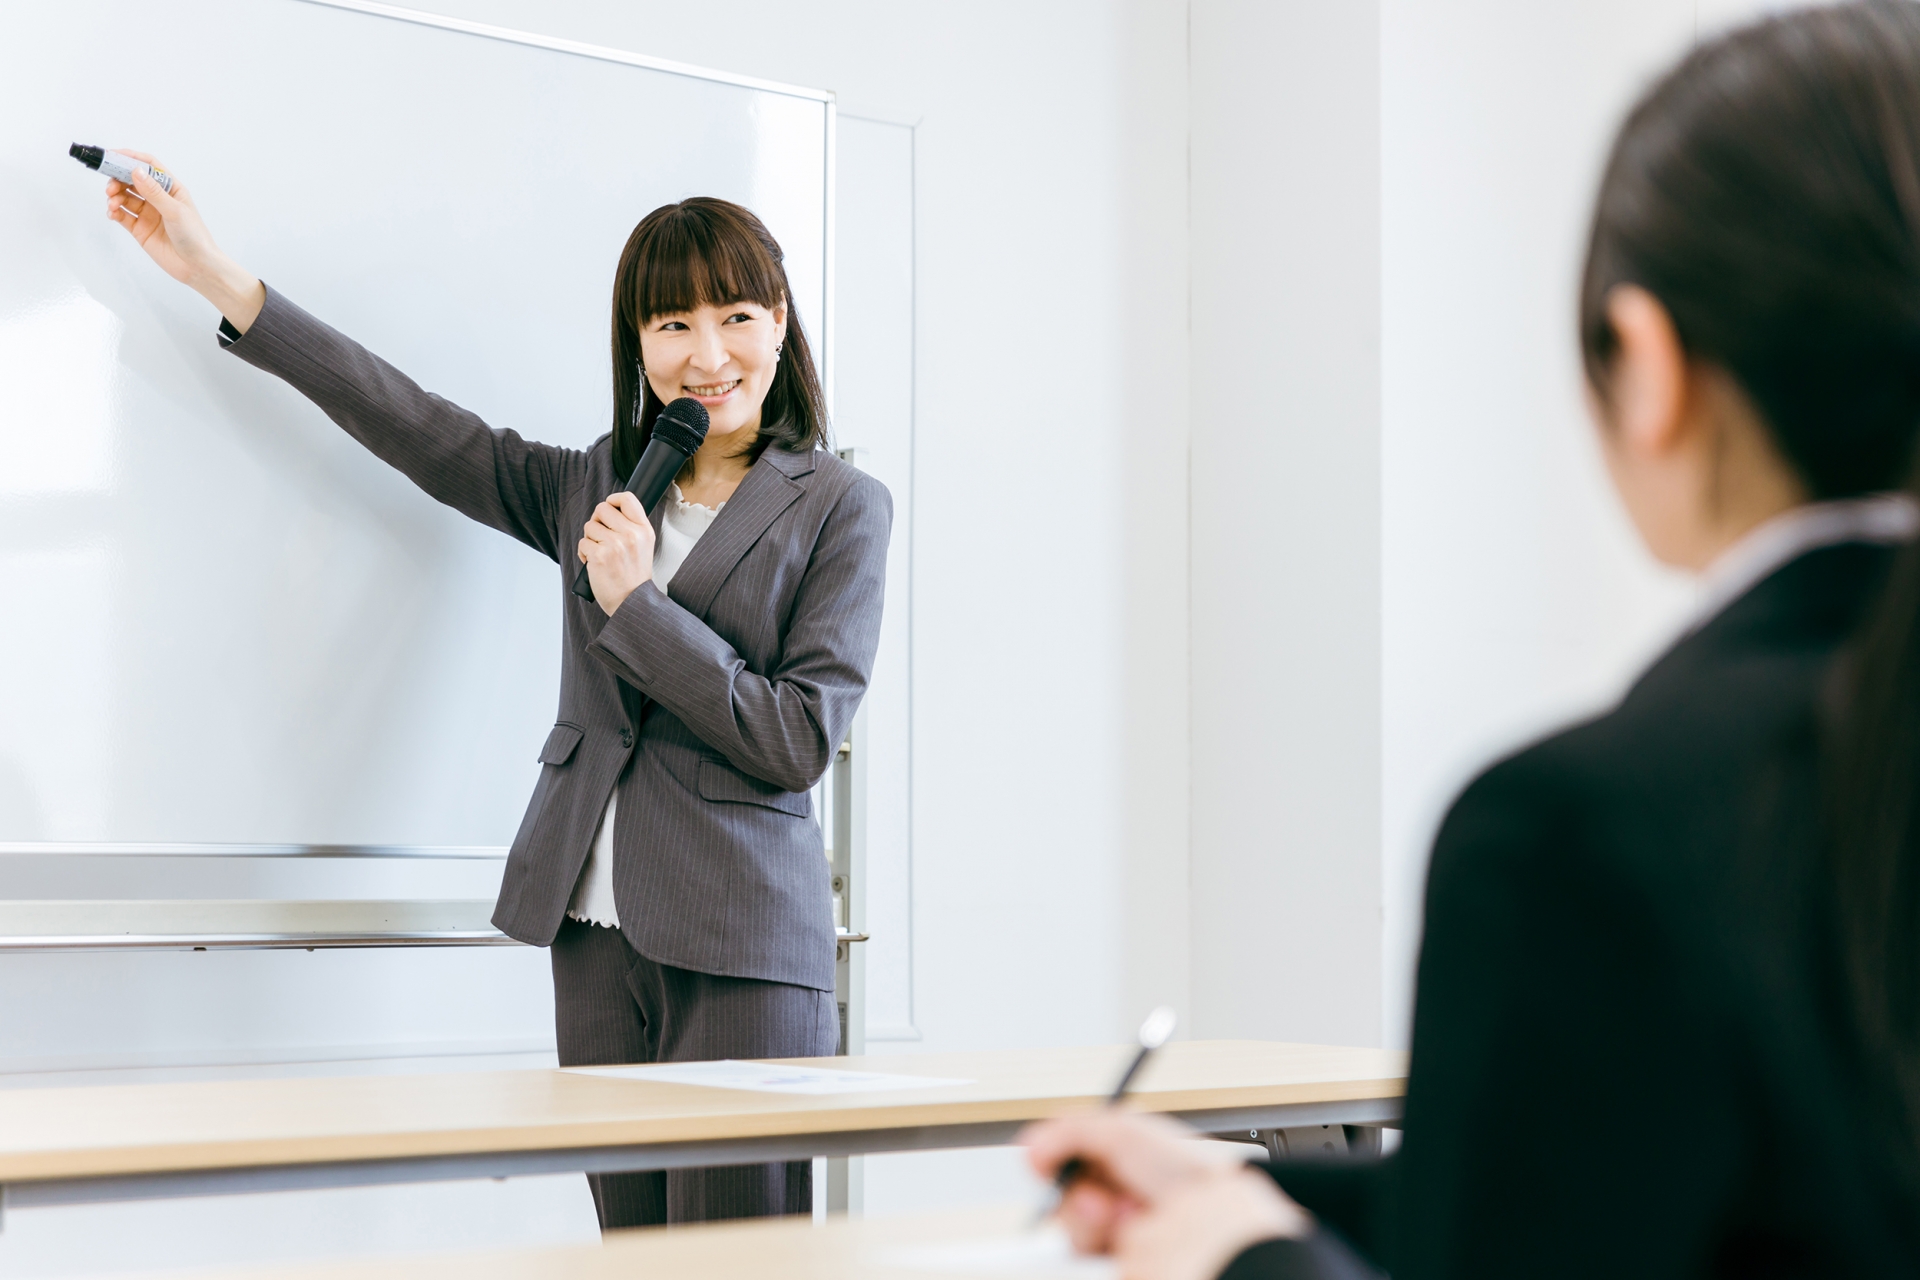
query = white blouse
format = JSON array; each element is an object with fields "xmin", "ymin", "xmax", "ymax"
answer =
[
  {"xmin": 1686, "ymin": 493, "xmax": 1918, "ymax": 633},
  {"xmin": 566, "ymin": 484, "xmax": 723, "ymax": 929}
]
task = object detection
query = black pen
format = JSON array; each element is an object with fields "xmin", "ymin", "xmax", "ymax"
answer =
[{"xmin": 1035, "ymin": 1005, "xmax": 1178, "ymax": 1224}]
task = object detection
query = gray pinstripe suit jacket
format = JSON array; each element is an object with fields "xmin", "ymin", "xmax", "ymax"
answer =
[{"xmin": 221, "ymin": 287, "xmax": 891, "ymax": 992}]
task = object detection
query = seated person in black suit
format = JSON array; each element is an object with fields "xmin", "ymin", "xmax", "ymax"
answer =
[{"xmin": 1024, "ymin": 4, "xmax": 1920, "ymax": 1276}]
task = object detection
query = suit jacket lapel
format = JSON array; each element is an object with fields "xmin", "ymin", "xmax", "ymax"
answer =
[{"xmin": 666, "ymin": 447, "xmax": 815, "ymax": 620}]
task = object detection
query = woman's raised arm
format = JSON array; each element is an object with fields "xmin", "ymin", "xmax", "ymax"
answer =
[{"xmin": 103, "ymin": 152, "xmax": 583, "ymax": 563}]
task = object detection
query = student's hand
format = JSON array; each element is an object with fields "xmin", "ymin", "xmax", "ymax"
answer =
[
  {"xmin": 1112, "ymin": 1165, "xmax": 1310, "ymax": 1280},
  {"xmin": 579, "ymin": 492, "xmax": 656, "ymax": 616},
  {"xmin": 105, "ymin": 152, "xmax": 265, "ymax": 332},
  {"xmin": 1022, "ymin": 1112, "xmax": 1310, "ymax": 1277}
]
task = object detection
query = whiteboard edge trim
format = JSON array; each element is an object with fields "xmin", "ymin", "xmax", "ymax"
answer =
[
  {"xmin": 0, "ymin": 843, "xmax": 508, "ymax": 859},
  {"xmin": 292, "ymin": 0, "xmax": 836, "ymax": 103}
]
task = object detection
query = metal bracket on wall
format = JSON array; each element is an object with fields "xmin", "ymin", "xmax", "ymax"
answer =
[
  {"xmin": 1212, "ymin": 1125, "xmax": 1387, "ymax": 1161},
  {"xmin": 827, "ymin": 711, "xmax": 870, "ymax": 1216}
]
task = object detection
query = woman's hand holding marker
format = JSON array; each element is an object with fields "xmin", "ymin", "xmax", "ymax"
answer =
[{"xmin": 104, "ymin": 151, "xmax": 265, "ymax": 333}]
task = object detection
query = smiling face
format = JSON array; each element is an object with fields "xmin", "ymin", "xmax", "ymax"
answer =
[
  {"xmin": 609, "ymin": 198, "xmax": 828, "ymax": 480},
  {"xmin": 639, "ymin": 299, "xmax": 788, "ymax": 447}
]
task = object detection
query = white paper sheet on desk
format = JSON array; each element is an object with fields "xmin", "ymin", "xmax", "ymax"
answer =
[
  {"xmin": 883, "ymin": 1227, "xmax": 1118, "ymax": 1277},
  {"xmin": 563, "ymin": 1060, "xmax": 973, "ymax": 1094}
]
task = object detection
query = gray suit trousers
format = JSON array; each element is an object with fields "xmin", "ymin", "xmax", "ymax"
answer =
[{"xmin": 551, "ymin": 918, "xmax": 839, "ymax": 1225}]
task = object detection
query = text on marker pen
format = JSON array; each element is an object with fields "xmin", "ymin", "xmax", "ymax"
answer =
[{"xmin": 68, "ymin": 144, "xmax": 174, "ymax": 193}]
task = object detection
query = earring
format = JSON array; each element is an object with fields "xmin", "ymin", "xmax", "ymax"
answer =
[{"xmin": 774, "ymin": 344, "xmax": 783, "ymax": 360}]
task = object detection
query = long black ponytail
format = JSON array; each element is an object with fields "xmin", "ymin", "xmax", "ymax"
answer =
[{"xmin": 1581, "ymin": 1, "xmax": 1920, "ymax": 1160}]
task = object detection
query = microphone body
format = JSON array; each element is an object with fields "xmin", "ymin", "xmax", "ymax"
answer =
[{"xmin": 572, "ymin": 398, "xmax": 711, "ymax": 602}]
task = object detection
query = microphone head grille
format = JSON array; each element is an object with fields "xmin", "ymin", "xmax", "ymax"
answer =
[{"xmin": 652, "ymin": 398, "xmax": 711, "ymax": 455}]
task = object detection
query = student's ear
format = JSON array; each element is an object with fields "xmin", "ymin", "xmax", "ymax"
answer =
[{"xmin": 1602, "ymin": 285, "xmax": 1690, "ymax": 459}]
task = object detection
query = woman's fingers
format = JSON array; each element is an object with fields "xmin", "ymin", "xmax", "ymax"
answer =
[
  {"xmin": 606, "ymin": 492, "xmax": 649, "ymax": 522},
  {"xmin": 1057, "ymin": 1179, "xmax": 1135, "ymax": 1255},
  {"xmin": 1024, "ymin": 1112, "xmax": 1194, "ymax": 1182},
  {"xmin": 594, "ymin": 495, "xmax": 653, "ymax": 532},
  {"xmin": 114, "ymin": 154, "xmax": 198, "ymax": 210},
  {"xmin": 579, "ymin": 494, "xmax": 656, "ymax": 602},
  {"xmin": 127, "ymin": 167, "xmax": 181, "ymax": 215},
  {"xmin": 106, "ymin": 170, "xmax": 175, "ymax": 255},
  {"xmin": 1023, "ymin": 1113, "xmax": 1237, "ymax": 1208},
  {"xmin": 580, "ymin": 497, "xmax": 654, "ymax": 617},
  {"xmin": 1023, "ymin": 1118, "xmax": 1077, "ymax": 1179},
  {"xmin": 1111, "ymin": 1169, "xmax": 1311, "ymax": 1280},
  {"xmin": 587, "ymin": 499, "xmax": 655, "ymax": 547},
  {"xmin": 106, "ymin": 178, "xmax": 135, "ymax": 221},
  {"xmin": 110, "ymin": 194, "xmax": 151, "ymax": 238}
]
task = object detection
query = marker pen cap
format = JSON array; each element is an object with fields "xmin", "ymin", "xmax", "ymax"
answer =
[{"xmin": 69, "ymin": 144, "xmax": 174, "ymax": 194}]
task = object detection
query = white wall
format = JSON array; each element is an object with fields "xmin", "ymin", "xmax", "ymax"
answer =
[
  {"xmin": 1188, "ymin": 0, "xmax": 1383, "ymax": 1050},
  {"xmin": 831, "ymin": 113, "xmax": 919, "ymax": 1043},
  {"xmin": 1377, "ymin": 0, "xmax": 1776, "ymax": 1047}
]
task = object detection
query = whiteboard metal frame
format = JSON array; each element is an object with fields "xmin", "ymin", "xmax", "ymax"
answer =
[
  {"xmin": 0, "ymin": 931, "xmax": 517, "ymax": 953},
  {"xmin": 822, "ymin": 97, "xmax": 839, "ymax": 419},
  {"xmin": 294, "ymin": 0, "xmax": 835, "ymax": 103},
  {"xmin": 0, "ymin": 843, "xmax": 506, "ymax": 859}
]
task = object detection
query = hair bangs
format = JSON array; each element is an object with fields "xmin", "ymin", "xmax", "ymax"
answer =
[{"xmin": 629, "ymin": 205, "xmax": 787, "ymax": 325}]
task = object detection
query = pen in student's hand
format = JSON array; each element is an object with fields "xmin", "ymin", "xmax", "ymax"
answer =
[{"xmin": 1033, "ymin": 1005, "xmax": 1178, "ymax": 1225}]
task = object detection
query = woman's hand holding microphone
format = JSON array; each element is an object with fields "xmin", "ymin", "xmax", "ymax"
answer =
[
  {"xmin": 104, "ymin": 151, "xmax": 265, "ymax": 333},
  {"xmin": 578, "ymin": 494, "xmax": 656, "ymax": 617}
]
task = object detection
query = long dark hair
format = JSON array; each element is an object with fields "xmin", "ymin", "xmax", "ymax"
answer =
[
  {"xmin": 1582, "ymin": 1, "xmax": 1920, "ymax": 1159},
  {"xmin": 609, "ymin": 197, "xmax": 828, "ymax": 479},
  {"xmin": 1579, "ymin": 3, "xmax": 1920, "ymax": 500}
]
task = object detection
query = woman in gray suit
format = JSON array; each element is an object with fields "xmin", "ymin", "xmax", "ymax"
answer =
[{"xmin": 99, "ymin": 166, "xmax": 891, "ymax": 1227}]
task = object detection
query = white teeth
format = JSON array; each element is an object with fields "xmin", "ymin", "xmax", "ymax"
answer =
[{"xmin": 686, "ymin": 380, "xmax": 739, "ymax": 396}]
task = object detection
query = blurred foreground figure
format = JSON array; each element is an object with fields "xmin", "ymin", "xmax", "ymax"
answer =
[{"xmin": 1028, "ymin": 4, "xmax": 1920, "ymax": 1276}]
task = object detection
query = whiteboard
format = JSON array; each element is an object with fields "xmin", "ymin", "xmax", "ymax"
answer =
[{"xmin": 0, "ymin": 0, "xmax": 832, "ymax": 846}]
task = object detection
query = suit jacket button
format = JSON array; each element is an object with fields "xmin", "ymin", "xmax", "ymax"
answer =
[{"xmin": 620, "ymin": 728, "xmax": 634, "ymax": 749}]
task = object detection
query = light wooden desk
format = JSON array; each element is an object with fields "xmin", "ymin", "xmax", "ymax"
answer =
[
  {"xmin": 139, "ymin": 1206, "xmax": 1127, "ymax": 1280},
  {"xmin": 0, "ymin": 1041, "xmax": 1404, "ymax": 1218}
]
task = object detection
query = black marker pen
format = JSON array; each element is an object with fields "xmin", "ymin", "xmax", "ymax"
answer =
[{"xmin": 69, "ymin": 144, "xmax": 174, "ymax": 193}]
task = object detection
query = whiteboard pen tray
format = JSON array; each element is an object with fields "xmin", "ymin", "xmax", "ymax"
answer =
[{"xmin": 0, "ymin": 900, "xmax": 515, "ymax": 951}]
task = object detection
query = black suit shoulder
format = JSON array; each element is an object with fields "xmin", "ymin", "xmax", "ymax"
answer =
[
  {"xmin": 1323, "ymin": 543, "xmax": 1907, "ymax": 1280},
  {"xmin": 1433, "ymin": 542, "xmax": 1897, "ymax": 924}
]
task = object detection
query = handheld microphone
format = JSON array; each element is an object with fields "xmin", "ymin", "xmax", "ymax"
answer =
[{"xmin": 572, "ymin": 397, "xmax": 711, "ymax": 602}]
